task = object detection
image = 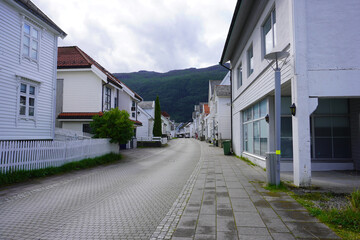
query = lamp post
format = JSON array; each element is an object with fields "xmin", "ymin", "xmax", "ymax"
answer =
[{"xmin": 264, "ymin": 51, "xmax": 289, "ymax": 186}]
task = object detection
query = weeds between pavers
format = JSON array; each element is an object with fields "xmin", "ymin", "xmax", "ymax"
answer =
[
  {"xmin": 264, "ymin": 181, "xmax": 360, "ymax": 240},
  {"xmin": 0, "ymin": 153, "xmax": 122, "ymax": 187},
  {"xmin": 235, "ymin": 155, "xmax": 257, "ymax": 167}
]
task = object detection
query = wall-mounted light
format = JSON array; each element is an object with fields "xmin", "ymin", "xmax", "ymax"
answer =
[
  {"xmin": 265, "ymin": 114, "xmax": 270, "ymax": 123},
  {"xmin": 290, "ymin": 103, "xmax": 296, "ymax": 116}
]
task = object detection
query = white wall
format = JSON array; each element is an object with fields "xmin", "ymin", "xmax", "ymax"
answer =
[
  {"xmin": 0, "ymin": 1, "xmax": 59, "ymax": 140},
  {"xmin": 57, "ymin": 71, "xmax": 102, "ymax": 112},
  {"xmin": 217, "ymin": 97, "xmax": 231, "ymax": 140},
  {"xmin": 136, "ymin": 109, "xmax": 151, "ymax": 138},
  {"xmin": 305, "ymin": 0, "xmax": 360, "ymax": 98},
  {"xmin": 62, "ymin": 121, "xmax": 83, "ymax": 132}
]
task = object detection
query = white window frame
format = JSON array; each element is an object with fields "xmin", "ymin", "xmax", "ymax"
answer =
[
  {"xmin": 104, "ymin": 87, "xmax": 111, "ymax": 111},
  {"xmin": 21, "ymin": 21, "xmax": 40, "ymax": 62},
  {"xmin": 262, "ymin": 8, "xmax": 276, "ymax": 56},
  {"xmin": 237, "ymin": 63, "xmax": 242, "ymax": 89},
  {"xmin": 247, "ymin": 45, "xmax": 254, "ymax": 76},
  {"xmin": 16, "ymin": 78, "xmax": 39, "ymax": 123}
]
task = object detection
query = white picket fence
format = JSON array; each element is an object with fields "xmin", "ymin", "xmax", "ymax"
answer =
[
  {"xmin": 0, "ymin": 139, "xmax": 118, "ymax": 173},
  {"xmin": 137, "ymin": 137, "xmax": 168, "ymax": 144}
]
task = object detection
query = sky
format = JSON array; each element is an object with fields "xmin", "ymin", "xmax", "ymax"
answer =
[{"xmin": 31, "ymin": 0, "xmax": 237, "ymax": 73}]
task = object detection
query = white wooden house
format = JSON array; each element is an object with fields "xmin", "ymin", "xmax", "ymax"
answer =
[
  {"xmin": 56, "ymin": 46, "xmax": 142, "ymax": 146},
  {"xmin": 0, "ymin": 0, "xmax": 66, "ymax": 140},
  {"xmin": 136, "ymin": 105, "xmax": 153, "ymax": 139},
  {"xmin": 221, "ymin": 0, "xmax": 360, "ymax": 186},
  {"xmin": 213, "ymin": 85, "xmax": 231, "ymax": 145}
]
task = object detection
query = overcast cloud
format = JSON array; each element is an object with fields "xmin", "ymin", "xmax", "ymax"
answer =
[{"xmin": 32, "ymin": 0, "xmax": 237, "ymax": 73}]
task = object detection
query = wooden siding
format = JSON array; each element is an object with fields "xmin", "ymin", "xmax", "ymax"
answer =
[{"xmin": 0, "ymin": 1, "xmax": 58, "ymax": 140}]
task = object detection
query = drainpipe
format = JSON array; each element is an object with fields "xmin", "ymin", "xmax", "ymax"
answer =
[{"xmin": 219, "ymin": 62, "xmax": 232, "ymax": 153}]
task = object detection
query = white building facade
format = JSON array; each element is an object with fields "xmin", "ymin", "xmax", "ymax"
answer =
[
  {"xmin": 0, "ymin": 0, "xmax": 66, "ymax": 140},
  {"xmin": 221, "ymin": 0, "xmax": 360, "ymax": 186}
]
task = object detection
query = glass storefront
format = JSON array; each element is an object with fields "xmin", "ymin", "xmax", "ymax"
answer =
[{"xmin": 243, "ymin": 99, "xmax": 268, "ymax": 156}]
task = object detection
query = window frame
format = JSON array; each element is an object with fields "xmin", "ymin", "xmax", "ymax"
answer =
[
  {"xmin": 22, "ymin": 22, "xmax": 40, "ymax": 62},
  {"xmin": 247, "ymin": 45, "xmax": 254, "ymax": 77},
  {"xmin": 237, "ymin": 63, "xmax": 242, "ymax": 89},
  {"xmin": 17, "ymin": 80, "xmax": 39, "ymax": 121},
  {"xmin": 104, "ymin": 87, "xmax": 111, "ymax": 111},
  {"xmin": 262, "ymin": 8, "xmax": 276, "ymax": 57}
]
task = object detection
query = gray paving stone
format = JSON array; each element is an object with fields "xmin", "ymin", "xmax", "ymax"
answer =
[
  {"xmin": 217, "ymin": 217, "xmax": 237, "ymax": 232},
  {"xmin": 237, "ymin": 227, "xmax": 271, "ymax": 236},
  {"xmin": 198, "ymin": 214, "xmax": 216, "ymax": 227},
  {"xmin": 217, "ymin": 231, "xmax": 239, "ymax": 240},
  {"xmin": 194, "ymin": 234, "xmax": 216, "ymax": 240},
  {"xmin": 270, "ymin": 232, "xmax": 296, "ymax": 240},
  {"xmin": 286, "ymin": 222, "xmax": 341, "ymax": 239},
  {"xmin": 234, "ymin": 212, "xmax": 266, "ymax": 227},
  {"xmin": 276, "ymin": 210, "xmax": 320, "ymax": 222}
]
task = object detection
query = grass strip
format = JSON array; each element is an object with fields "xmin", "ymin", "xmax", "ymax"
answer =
[
  {"xmin": 0, "ymin": 153, "xmax": 122, "ymax": 187},
  {"xmin": 264, "ymin": 182, "xmax": 360, "ymax": 239}
]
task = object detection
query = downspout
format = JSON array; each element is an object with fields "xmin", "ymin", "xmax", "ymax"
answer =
[{"xmin": 219, "ymin": 63, "xmax": 232, "ymax": 153}]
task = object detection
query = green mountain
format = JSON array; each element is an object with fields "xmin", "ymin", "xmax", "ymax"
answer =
[{"xmin": 113, "ymin": 64, "xmax": 229, "ymax": 123}]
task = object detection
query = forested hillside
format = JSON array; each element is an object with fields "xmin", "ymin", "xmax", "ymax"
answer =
[{"xmin": 113, "ymin": 65, "xmax": 229, "ymax": 122}]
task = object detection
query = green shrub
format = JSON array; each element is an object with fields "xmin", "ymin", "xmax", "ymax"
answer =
[{"xmin": 350, "ymin": 189, "xmax": 360, "ymax": 212}]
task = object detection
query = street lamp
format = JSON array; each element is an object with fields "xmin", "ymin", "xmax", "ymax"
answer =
[{"xmin": 264, "ymin": 50, "xmax": 289, "ymax": 186}]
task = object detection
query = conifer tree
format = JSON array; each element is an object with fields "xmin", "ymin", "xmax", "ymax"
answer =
[{"xmin": 153, "ymin": 96, "xmax": 162, "ymax": 137}]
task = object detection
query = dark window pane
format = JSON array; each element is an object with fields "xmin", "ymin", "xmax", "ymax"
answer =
[
  {"xmin": 19, "ymin": 106, "xmax": 26, "ymax": 115},
  {"xmin": 20, "ymin": 96, "xmax": 26, "ymax": 105},
  {"xmin": 332, "ymin": 99, "xmax": 348, "ymax": 114},
  {"xmin": 29, "ymin": 107, "xmax": 34, "ymax": 116},
  {"xmin": 29, "ymin": 86, "xmax": 35, "ymax": 95},
  {"xmin": 314, "ymin": 117, "xmax": 331, "ymax": 137},
  {"xmin": 332, "ymin": 117, "xmax": 350, "ymax": 137},
  {"xmin": 281, "ymin": 117, "xmax": 292, "ymax": 137},
  {"xmin": 21, "ymin": 84, "xmax": 27, "ymax": 93},
  {"xmin": 281, "ymin": 97, "xmax": 291, "ymax": 115},
  {"xmin": 281, "ymin": 137, "xmax": 293, "ymax": 158},
  {"xmin": 314, "ymin": 138, "xmax": 332, "ymax": 158},
  {"xmin": 83, "ymin": 124, "xmax": 92, "ymax": 134},
  {"xmin": 333, "ymin": 138, "xmax": 351, "ymax": 158}
]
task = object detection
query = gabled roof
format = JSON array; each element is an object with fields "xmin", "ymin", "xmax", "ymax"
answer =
[
  {"xmin": 138, "ymin": 101, "xmax": 154, "ymax": 109},
  {"xmin": 204, "ymin": 104, "xmax": 210, "ymax": 115},
  {"xmin": 13, "ymin": 0, "xmax": 66, "ymax": 38},
  {"xmin": 57, "ymin": 111, "xmax": 142, "ymax": 126},
  {"xmin": 215, "ymin": 85, "xmax": 231, "ymax": 97},
  {"xmin": 57, "ymin": 46, "xmax": 142, "ymax": 101},
  {"xmin": 161, "ymin": 111, "xmax": 170, "ymax": 118}
]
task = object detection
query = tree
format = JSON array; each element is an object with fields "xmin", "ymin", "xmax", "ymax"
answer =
[
  {"xmin": 90, "ymin": 108, "xmax": 134, "ymax": 145},
  {"xmin": 153, "ymin": 95, "xmax": 162, "ymax": 137}
]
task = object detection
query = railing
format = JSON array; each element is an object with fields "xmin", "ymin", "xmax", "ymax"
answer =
[{"xmin": 0, "ymin": 139, "xmax": 118, "ymax": 173}]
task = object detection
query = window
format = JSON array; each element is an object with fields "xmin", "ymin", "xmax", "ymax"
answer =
[
  {"xmin": 237, "ymin": 64, "xmax": 242, "ymax": 89},
  {"xmin": 243, "ymin": 99, "xmax": 268, "ymax": 156},
  {"xmin": 132, "ymin": 112, "xmax": 136, "ymax": 118},
  {"xmin": 312, "ymin": 99, "xmax": 351, "ymax": 159},
  {"xmin": 247, "ymin": 45, "xmax": 254, "ymax": 76},
  {"xmin": 104, "ymin": 87, "xmax": 111, "ymax": 110},
  {"xmin": 23, "ymin": 23, "xmax": 39, "ymax": 61},
  {"xmin": 263, "ymin": 9, "xmax": 276, "ymax": 55},
  {"xmin": 114, "ymin": 89, "xmax": 119, "ymax": 108},
  {"xmin": 19, "ymin": 82, "xmax": 37, "ymax": 118},
  {"xmin": 83, "ymin": 124, "xmax": 92, "ymax": 134}
]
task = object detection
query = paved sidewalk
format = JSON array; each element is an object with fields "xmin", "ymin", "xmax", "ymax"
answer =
[{"xmin": 167, "ymin": 141, "xmax": 339, "ymax": 240}]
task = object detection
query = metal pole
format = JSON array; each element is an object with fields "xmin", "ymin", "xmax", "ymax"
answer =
[{"xmin": 274, "ymin": 68, "xmax": 281, "ymax": 186}]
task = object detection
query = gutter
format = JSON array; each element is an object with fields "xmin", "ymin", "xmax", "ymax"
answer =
[{"xmin": 219, "ymin": 62, "xmax": 233, "ymax": 153}]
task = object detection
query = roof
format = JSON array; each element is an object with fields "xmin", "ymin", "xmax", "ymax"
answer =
[
  {"xmin": 220, "ymin": 0, "xmax": 267, "ymax": 65},
  {"xmin": 209, "ymin": 80, "xmax": 222, "ymax": 100},
  {"xmin": 58, "ymin": 112, "xmax": 103, "ymax": 119},
  {"xmin": 14, "ymin": 0, "xmax": 66, "ymax": 38},
  {"xmin": 138, "ymin": 101, "xmax": 154, "ymax": 109},
  {"xmin": 204, "ymin": 104, "xmax": 210, "ymax": 115},
  {"xmin": 57, "ymin": 46, "xmax": 142, "ymax": 101},
  {"xmin": 57, "ymin": 112, "xmax": 142, "ymax": 126},
  {"xmin": 161, "ymin": 111, "xmax": 170, "ymax": 118},
  {"xmin": 215, "ymin": 85, "xmax": 231, "ymax": 97}
]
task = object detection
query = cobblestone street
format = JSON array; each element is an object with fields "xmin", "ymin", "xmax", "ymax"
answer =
[{"xmin": 0, "ymin": 139, "xmax": 201, "ymax": 240}]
